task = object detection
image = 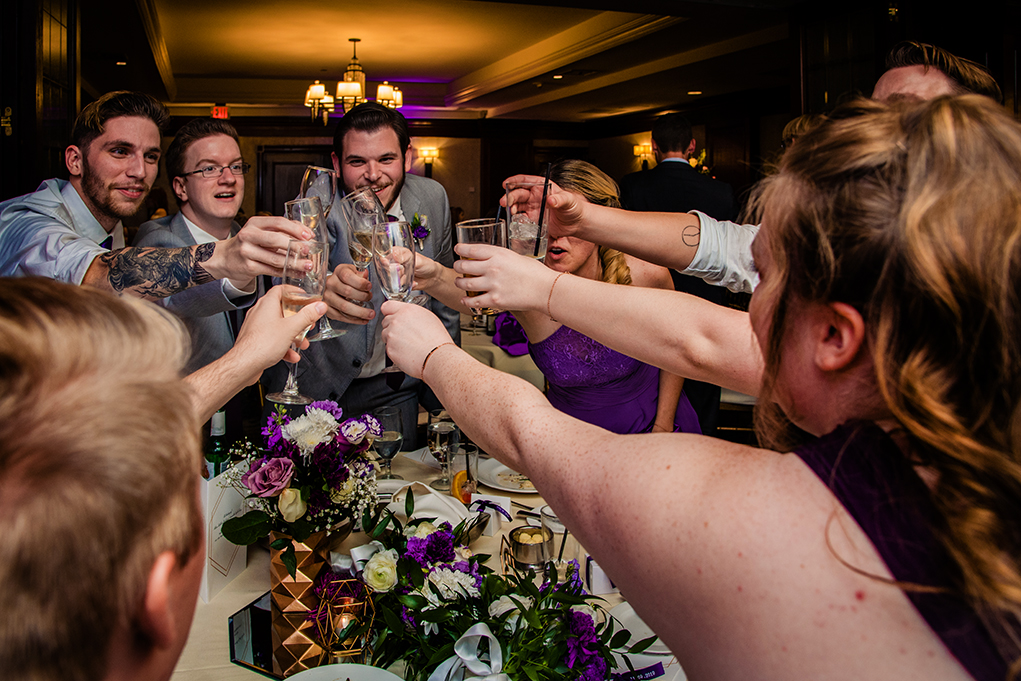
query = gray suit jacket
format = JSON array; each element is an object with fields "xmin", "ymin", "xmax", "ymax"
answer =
[
  {"xmin": 134, "ymin": 213, "xmax": 256, "ymax": 373},
  {"xmin": 262, "ymin": 173, "xmax": 460, "ymax": 408}
]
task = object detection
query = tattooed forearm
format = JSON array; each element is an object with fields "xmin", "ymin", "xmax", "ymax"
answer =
[
  {"xmin": 682, "ymin": 224, "xmax": 701, "ymax": 248},
  {"xmin": 193, "ymin": 243, "xmax": 216, "ymax": 285},
  {"xmin": 100, "ymin": 244, "xmax": 217, "ymax": 298}
]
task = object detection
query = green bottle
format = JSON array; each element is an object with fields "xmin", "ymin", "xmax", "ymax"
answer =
[{"xmin": 203, "ymin": 409, "xmax": 229, "ymax": 479}]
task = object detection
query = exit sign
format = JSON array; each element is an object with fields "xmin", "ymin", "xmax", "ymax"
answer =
[{"xmin": 211, "ymin": 105, "xmax": 229, "ymax": 120}]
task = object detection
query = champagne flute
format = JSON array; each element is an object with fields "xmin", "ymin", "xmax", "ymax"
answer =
[
  {"xmin": 339, "ymin": 187, "xmax": 387, "ymax": 308},
  {"xmin": 427, "ymin": 409, "xmax": 460, "ymax": 491},
  {"xmin": 455, "ymin": 218, "xmax": 505, "ymax": 321},
  {"xmin": 299, "ymin": 166, "xmax": 337, "ymax": 219},
  {"xmin": 372, "ymin": 220, "xmax": 416, "ymax": 373},
  {"xmin": 373, "ymin": 405, "xmax": 404, "ymax": 480},
  {"xmin": 265, "ymin": 239, "xmax": 327, "ymax": 405},
  {"xmin": 291, "ymin": 189, "xmax": 345, "ymax": 342}
]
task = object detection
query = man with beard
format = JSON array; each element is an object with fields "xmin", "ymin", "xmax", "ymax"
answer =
[
  {"xmin": 262, "ymin": 102, "xmax": 459, "ymax": 444},
  {"xmin": 0, "ymin": 91, "xmax": 308, "ymax": 300}
]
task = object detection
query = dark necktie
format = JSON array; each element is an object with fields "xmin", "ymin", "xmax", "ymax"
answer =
[{"xmin": 99, "ymin": 235, "xmax": 113, "ymax": 250}]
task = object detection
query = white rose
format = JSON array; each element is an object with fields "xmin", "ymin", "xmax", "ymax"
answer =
[
  {"xmin": 454, "ymin": 545, "xmax": 474, "ymax": 561},
  {"xmin": 489, "ymin": 594, "xmax": 532, "ymax": 632},
  {"xmin": 278, "ymin": 488, "xmax": 307, "ymax": 523},
  {"xmin": 404, "ymin": 521, "xmax": 438, "ymax": 538},
  {"xmin": 330, "ymin": 476, "xmax": 359, "ymax": 503},
  {"xmin": 363, "ymin": 549, "xmax": 399, "ymax": 592}
]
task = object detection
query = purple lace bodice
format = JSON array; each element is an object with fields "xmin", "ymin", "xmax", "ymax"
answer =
[{"xmin": 528, "ymin": 325, "xmax": 700, "ymax": 434}]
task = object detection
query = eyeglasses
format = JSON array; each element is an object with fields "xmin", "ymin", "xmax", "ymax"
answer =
[{"xmin": 180, "ymin": 162, "xmax": 251, "ymax": 179}]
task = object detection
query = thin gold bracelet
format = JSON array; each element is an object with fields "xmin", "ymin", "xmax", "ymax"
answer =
[
  {"xmin": 547, "ymin": 272, "xmax": 566, "ymax": 320},
  {"xmin": 421, "ymin": 342, "xmax": 456, "ymax": 379}
]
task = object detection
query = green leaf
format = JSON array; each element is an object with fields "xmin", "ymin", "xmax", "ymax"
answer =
[
  {"xmin": 280, "ymin": 542, "xmax": 297, "ymax": 579},
  {"xmin": 221, "ymin": 511, "xmax": 270, "ymax": 545},
  {"xmin": 609, "ymin": 629, "xmax": 631, "ymax": 649},
  {"xmin": 628, "ymin": 635, "xmax": 658, "ymax": 654},
  {"xmin": 397, "ymin": 593, "xmax": 428, "ymax": 609},
  {"xmin": 287, "ymin": 516, "xmax": 314, "ymax": 543},
  {"xmin": 405, "ymin": 488, "xmax": 415, "ymax": 520},
  {"xmin": 547, "ymin": 591, "xmax": 588, "ymax": 606}
]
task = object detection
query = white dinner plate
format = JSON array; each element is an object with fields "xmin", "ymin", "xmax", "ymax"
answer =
[
  {"xmin": 476, "ymin": 458, "xmax": 538, "ymax": 494},
  {"xmin": 610, "ymin": 602, "xmax": 673, "ymax": 656},
  {"xmin": 376, "ymin": 479, "xmax": 407, "ymax": 496},
  {"xmin": 289, "ymin": 663, "xmax": 403, "ymax": 681}
]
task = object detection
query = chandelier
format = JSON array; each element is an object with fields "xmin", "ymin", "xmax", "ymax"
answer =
[{"xmin": 303, "ymin": 38, "xmax": 402, "ymax": 124}]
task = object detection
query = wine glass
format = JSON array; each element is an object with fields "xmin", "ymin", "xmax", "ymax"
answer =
[
  {"xmin": 427, "ymin": 409, "xmax": 460, "ymax": 491},
  {"xmin": 339, "ymin": 187, "xmax": 387, "ymax": 309},
  {"xmin": 291, "ymin": 187, "xmax": 345, "ymax": 343},
  {"xmin": 265, "ymin": 239, "xmax": 328, "ymax": 405},
  {"xmin": 372, "ymin": 405, "xmax": 404, "ymax": 480}
]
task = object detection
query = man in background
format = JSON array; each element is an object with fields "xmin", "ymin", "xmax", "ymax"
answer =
[
  {"xmin": 262, "ymin": 102, "xmax": 459, "ymax": 444},
  {"xmin": 618, "ymin": 112, "xmax": 738, "ymax": 435}
]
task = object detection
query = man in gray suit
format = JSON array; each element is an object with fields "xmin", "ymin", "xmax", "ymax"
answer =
[
  {"xmin": 135, "ymin": 118, "xmax": 257, "ymax": 374},
  {"xmin": 262, "ymin": 103, "xmax": 460, "ymax": 445}
]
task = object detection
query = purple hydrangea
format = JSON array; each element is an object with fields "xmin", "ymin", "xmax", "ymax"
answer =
[
  {"xmin": 242, "ymin": 457, "xmax": 294, "ymax": 497},
  {"xmin": 404, "ymin": 528, "xmax": 456, "ymax": 567},
  {"xmin": 564, "ymin": 609, "xmax": 604, "ymax": 680}
]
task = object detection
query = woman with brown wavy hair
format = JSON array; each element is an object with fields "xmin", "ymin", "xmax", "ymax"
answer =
[{"xmin": 383, "ymin": 95, "xmax": 1021, "ymax": 680}]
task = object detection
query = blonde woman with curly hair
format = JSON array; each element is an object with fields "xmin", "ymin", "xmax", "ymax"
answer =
[{"xmin": 385, "ymin": 95, "xmax": 1021, "ymax": 680}]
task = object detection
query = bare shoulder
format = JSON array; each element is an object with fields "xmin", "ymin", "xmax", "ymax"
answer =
[
  {"xmin": 623, "ymin": 254, "xmax": 674, "ymax": 291},
  {"xmin": 541, "ymin": 431, "xmax": 969, "ymax": 680}
]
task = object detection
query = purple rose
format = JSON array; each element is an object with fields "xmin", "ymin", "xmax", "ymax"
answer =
[
  {"xmin": 413, "ymin": 225, "xmax": 429, "ymax": 240},
  {"xmin": 242, "ymin": 457, "xmax": 294, "ymax": 497}
]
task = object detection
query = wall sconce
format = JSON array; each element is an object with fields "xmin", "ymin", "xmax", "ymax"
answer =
[
  {"xmin": 633, "ymin": 143, "xmax": 653, "ymax": 170},
  {"xmin": 419, "ymin": 147, "xmax": 438, "ymax": 178}
]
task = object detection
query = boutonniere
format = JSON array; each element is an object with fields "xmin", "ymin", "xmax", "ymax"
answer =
[{"xmin": 410, "ymin": 212, "xmax": 429, "ymax": 250}]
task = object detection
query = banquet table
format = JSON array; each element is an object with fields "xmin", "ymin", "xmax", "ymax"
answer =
[
  {"xmin": 459, "ymin": 316, "xmax": 546, "ymax": 391},
  {"xmin": 171, "ymin": 450, "xmax": 569, "ymax": 680}
]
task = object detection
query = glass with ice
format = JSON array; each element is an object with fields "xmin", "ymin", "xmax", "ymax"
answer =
[{"xmin": 504, "ymin": 181, "xmax": 548, "ymax": 260}]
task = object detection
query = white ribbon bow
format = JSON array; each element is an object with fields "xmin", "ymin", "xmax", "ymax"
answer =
[{"xmin": 427, "ymin": 623, "xmax": 511, "ymax": 681}]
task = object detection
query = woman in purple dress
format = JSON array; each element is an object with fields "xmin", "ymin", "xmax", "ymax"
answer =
[
  {"xmin": 413, "ymin": 160, "xmax": 699, "ymax": 435},
  {"xmin": 518, "ymin": 160, "xmax": 700, "ymax": 435}
]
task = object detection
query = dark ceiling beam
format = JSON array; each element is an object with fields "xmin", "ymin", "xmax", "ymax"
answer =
[{"xmin": 135, "ymin": 0, "xmax": 176, "ymax": 100}]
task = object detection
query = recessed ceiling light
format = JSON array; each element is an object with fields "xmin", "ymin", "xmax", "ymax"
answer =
[
  {"xmin": 687, "ymin": 90, "xmax": 701, "ymax": 95},
  {"xmin": 552, "ymin": 74, "xmax": 563, "ymax": 80},
  {"xmin": 116, "ymin": 61, "xmax": 127, "ymax": 66}
]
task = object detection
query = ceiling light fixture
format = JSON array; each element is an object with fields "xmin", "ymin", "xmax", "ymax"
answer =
[
  {"xmin": 304, "ymin": 80, "xmax": 333, "ymax": 125},
  {"xmin": 304, "ymin": 37, "xmax": 403, "ymax": 120},
  {"xmin": 337, "ymin": 38, "xmax": 366, "ymax": 114},
  {"xmin": 687, "ymin": 90, "xmax": 702, "ymax": 95}
]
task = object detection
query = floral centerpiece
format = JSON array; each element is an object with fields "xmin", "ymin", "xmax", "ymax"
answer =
[
  {"xmin": 347, "ymin": 494, "xmax": 653, "ymax": 681},
  {"xmin": 222, "ymin": 401, "xmax": 380, "ymax": 577}
]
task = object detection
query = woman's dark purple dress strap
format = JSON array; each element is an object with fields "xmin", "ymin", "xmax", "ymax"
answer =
[{"xmin": 794, "ymin": 422, "xmax": 1007, "ymax": 681}]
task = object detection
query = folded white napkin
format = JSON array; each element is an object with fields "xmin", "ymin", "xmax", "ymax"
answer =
[
  {"xmin": 402, "ymin": 447, "xmax": 441, "ymax": 470},
  {"xmin": 387, "ymin": 481, "xmax": 470, "ymax": 528}
]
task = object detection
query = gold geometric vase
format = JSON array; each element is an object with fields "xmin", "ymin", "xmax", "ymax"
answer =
[{"xmin": 269, "ymin": 530, "xmax": 329, "ymax": 677}]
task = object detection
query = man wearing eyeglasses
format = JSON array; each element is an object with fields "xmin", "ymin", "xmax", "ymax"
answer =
[{"xmin": 134, "ymin": 117, "xmax": 259, "ymax": 373}]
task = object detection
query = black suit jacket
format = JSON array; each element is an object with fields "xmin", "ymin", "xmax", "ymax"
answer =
[
  {"xmin": 618, "ymin": 160, "xmax": 737, "ymax": 435},
  {"xmin": 619, "ymin": 159, "xmax": 737, "ymax": 221}
]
